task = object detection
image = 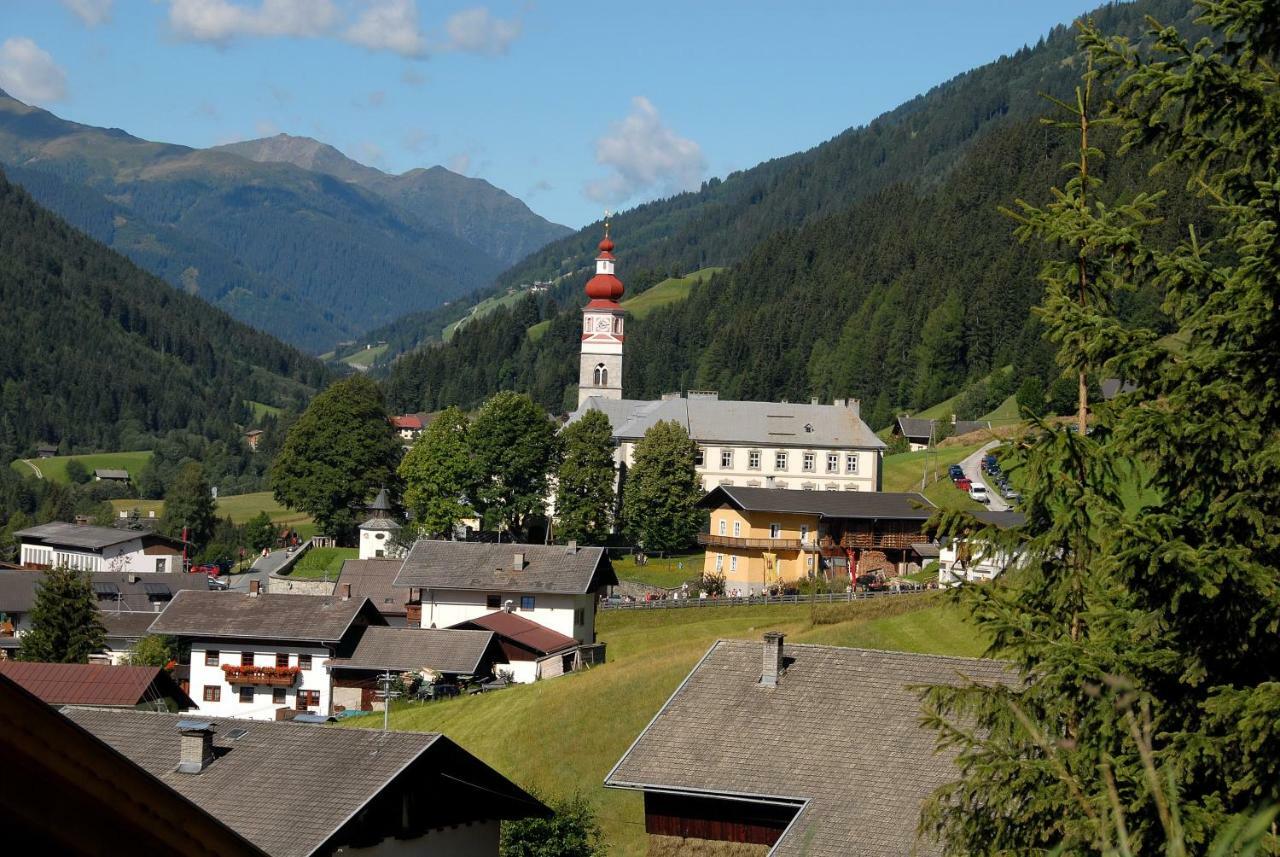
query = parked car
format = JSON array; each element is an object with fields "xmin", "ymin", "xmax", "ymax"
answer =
[
  {"xmin": 948, "ymin": 464, "xmax": 965, "ymax": 480},
  {"xmin": 191, "ymin": 563, "xmax": 221, "ymax": 577},
  {"xmin": 969, "ymin": 482, "xmax": 990, "ymax": 503},
  {"xmin": 955, "ymin": 477, "xmax": 972, "ymax": 492},
  {"xmin": 207, "ymin": 576, "xmax": 229, "ymax": 591},
  {"xmin": 469, "ymin": 677, "xmax": 509, "ymax": 695}
]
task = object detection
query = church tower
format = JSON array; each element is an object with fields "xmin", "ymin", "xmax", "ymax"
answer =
[{"xmin": 578, "ymin": 222, "xmax": 625, "ymax": 406}]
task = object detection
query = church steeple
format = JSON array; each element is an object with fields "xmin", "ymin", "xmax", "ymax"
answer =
[{"xmin": 578, "ymin": 219, "xmax": 625, "ymax": 407}]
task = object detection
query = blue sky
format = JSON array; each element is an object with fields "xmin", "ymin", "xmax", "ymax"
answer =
[{"xmin": 2, "ymin": 1, "xmax": 1103, "ymax": 228}]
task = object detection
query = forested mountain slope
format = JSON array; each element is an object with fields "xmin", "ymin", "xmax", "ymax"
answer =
[
  {"xmin": 372, "ymin": 0, "xmax": 1198, "ymax": 361},
  {"xmin": 0, "ymin": 170, "xmax": 328, "ymax": 452},
  {"xmin": 0, "ymin": 94, "xmax": 562, "ymax": 351},
  {"xmin": 383, "ymin": 0, "xmax": 1203, "ymax": 426}
]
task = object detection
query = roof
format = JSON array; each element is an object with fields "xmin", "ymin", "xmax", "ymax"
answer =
[
  {"xmin": 359, "ymin": 517, "xmax": 401, "ymax": 531},
  {"xmin": 910, "ymin": 542, "xmax": 941, "ymax": 559},
  {"xmin": 335, "ymin": 559, "xmax": 407, "ymax": 616},
  {"xmin": 16, "ymin": 521, "xmax": 147, "ymax": 550},
  {"xmin": 1101, "ymin": 378, "xmax": 1138, "ymax": 400},
  {"xmin": 329, "ymin": 627, "xmax": 498, "ymax": 674},
  {"xmin": 94, "ymin": 469, "xmax": 131, "ymax": 480},
  {"xmin": 101, "ymin": 610, "xmax": 165, "ymax": 640},
  {"xmin": 450, "ymin": 610, "xmax": 579, "ymax": 656},
  {"xmin": 64, "ymin": 709, "xmax": 548, "ymax": 857},
  {"xmin": 970, "ymin": 510, "xmax": 1026, "ymax": 529},
  {"xmin": 607, "ymin": 640, "xmax": 1016, "ymax": 856},
  {"xmin": 896, "ymin": 417, "xmax": 992, "ymax": 441},
  {"xmin": 0, "ymin": 662, "xmax": 193, "ymax": 709},
  {"xmin": 573, "ymin": 395, "xmax": 885, "ymax": 450},
  {"xmin": 0, "ymin": 571, "xmax": 208, "ymax": 614},
  {"xmin": 699, "ymin": 486, "xmax": 936, "ymax": 521},
  {"xmin": 389, "ymin": 414, "xmax": 426, "ymax": 430},
  {"xmin": 368, "ymin": 487, "xmax": 393, "ymax": 511},
  {"xmin": 147, "ymin": 591, "xmax": 382, "ymax": 643},
  {"xmin": 394, "ymin": 540, "xmax": 617, "ymax": 595}
]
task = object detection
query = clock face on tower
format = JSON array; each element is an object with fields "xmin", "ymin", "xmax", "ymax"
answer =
[{"xmin": 595, "ymin": 317, "xmax": 612, "ymax": 331}]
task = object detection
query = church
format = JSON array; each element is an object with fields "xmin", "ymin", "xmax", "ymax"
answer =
[{"xmin": 567, "ymin": 229, "xmax": 885, "ymax": 494}]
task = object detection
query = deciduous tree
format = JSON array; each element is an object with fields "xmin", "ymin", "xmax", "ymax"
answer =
[
  {"xmin": 159, "ymin": 461, "xmax": 216, "ymax": 549},
  {"xmin": 469, "ymin": 392, "xmax": 560, "ymax": 537},
  {"xmin": 555, "ymin": 410, "xmax": 616, "ymax": 544},
  {"xmin": 621, "ymin": 420, "xmax": 702, "ymax": 553},
  {"xmin": 398, "ymin": 407, "xmax": 476, "ymax": 539}
]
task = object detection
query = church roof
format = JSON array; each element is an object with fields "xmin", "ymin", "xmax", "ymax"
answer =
[
  {"xmin": 367, "ymin": 488, "xmax": 393, "ymax": 511},
  {"xmin": 571, "ymin": 396, "xmax": 885, "ymax": 450}
]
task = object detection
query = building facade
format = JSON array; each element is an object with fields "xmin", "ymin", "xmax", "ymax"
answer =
[
  {"xmin": 578, "ymin": 224, "xmax": 626, "ymax": 407},
  {"xmin": 17, "ymin": 522, "xmax": 185, "ymax": 574}
]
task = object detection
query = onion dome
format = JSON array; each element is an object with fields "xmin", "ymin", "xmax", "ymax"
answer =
[{"xmin": 585, "ymin": 223, "xmax": 624, "ymax": 302}]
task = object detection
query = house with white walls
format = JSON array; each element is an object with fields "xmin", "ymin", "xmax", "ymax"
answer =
[
  {"xmin": 938, "ymin": 510, "xmax": 1026, "ymax": 587},
  {"xmin": 16, "ymin": 522, "xmax": 185, "ymax": 574},
  {"xmin": 393, "ymin": 541, "xmax": 616, "ymax": 645},
  {"xmin": 147, "ymin": 583, "xmax": 385, "ymax": 720}
]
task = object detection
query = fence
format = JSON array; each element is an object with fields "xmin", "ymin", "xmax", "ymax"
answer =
[{"xmin": 599, "ymin": 588, "xmax": 927, "ymax": 610}]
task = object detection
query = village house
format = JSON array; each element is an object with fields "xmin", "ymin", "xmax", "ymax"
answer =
[
  {"xmin": 334, "ymin": 558, "xmax": 410, "ymax": 625},
  {"xmin": 390, "ymin": 412, "xmax": 432, "ymax": 444},
  {"xmin": 147, "ymin": 584, "xmax": 385, "ymax": 720},
  {"xmin": 393, "ymin": 540, "xmax": 616, "ymax": 645},
  {"xmin": 450, "ymin": 609, "xmax": 585, "ymax": 684},
  {"xmin": 16, "ymin": 521, "xmax": 186, "ymax": 574},
  {"xmin": 328, "ymin": 626, "xmax": 505, "ymax": 710},
  {"xmin": 893, "ymin": 416, "xmax": 992, "ymax": 451},
  {"xmin": 93, "ymin": 468, "xmax": 132, "ymax": 483},
  {"xmin": 697, "ymin": 485, "xmax": 937, "ymax": 590},
  {"xmin": 606, "ymin": 633, "xmax": 1013, "ymax": 855},
  {"xmin": 938, "ymin": 509, "xmax": 1026, "ymax": 587},
  {"xmin": 0, "ymin": 661, "xmax": 193, "ymax": 711},
  {"xmin": 60, "ymin": 708, "xmax": 550, "ymax": 856},
  {"xmin": 242, "ymin": 428, "xmax": 264, "ymax": 451}
]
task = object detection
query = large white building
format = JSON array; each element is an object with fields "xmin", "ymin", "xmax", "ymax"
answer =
[
  {"xmin": 16, "ymin": 522, "xmax": 186, "ymax": 573},
  {"xmin": 937, "ymin": 510, "xmax": 1027, "ymax": 587}
]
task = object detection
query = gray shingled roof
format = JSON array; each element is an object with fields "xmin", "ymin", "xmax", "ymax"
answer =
[
  {"xmin": 607, "ymin": 640, "xmax": 1016, "ymax": 856},
  {"xmin": 359, "ymin": 518, "xmax": 401, "ymax": 531},
  {"xmin": 329, "ymin": 627, "xmax": 498, "ymax": 674},
  {"xmin": 0, "ymin": 571, "xmax": 207, "ymax": 615},
  {"xmin": 971, "ymin": 510, "xmax": 1027, "ymax": 529},
  {"xmin": 336, "ymin": 559, "xmax": 407, "ymax": 616},
  {"xmin": 94, "ymin": 469, "xmax": 131, "ymax": 480},
  {"xmin": 574, "ymin": 395, "xmax": 885, "ymax": 449},
  {"xmin": 897, "ymin": 417, "xmax": 992, "ymax": 441},
  {"xmin": 63, "ymin": 709, "xmax": 544, "ymax": 857},
  {"xmin": 147, "ymin": 591, "xmax": 379, "ymax": 642},
  {"xmin": 101, "ymin": 610, "xmax": 165, "ymax": 641},
  {"xmin": 17, "ymin": 522, "xmax": 150, "ymax": 550},
  {"xmin": 700, "ymin": 486, "xmax": 936, "ymax": 520},
  {"xmin": 393, "ymin": 541, "xmax": 616, "ymax": 595}
]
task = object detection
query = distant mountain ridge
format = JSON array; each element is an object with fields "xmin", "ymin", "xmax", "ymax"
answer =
[{"xmin": 0, "ymin": 92, "xmax": 568, "ymax": 352}]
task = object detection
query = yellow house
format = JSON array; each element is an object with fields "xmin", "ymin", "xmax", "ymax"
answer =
[{"xmin": 697, "ymin": 486, "xmax": 937, "ymax": 592}]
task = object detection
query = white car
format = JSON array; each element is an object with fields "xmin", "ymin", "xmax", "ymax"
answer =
[{"xmin": 968, "ymin": 482, "xmax": 990, "ymax": 503}]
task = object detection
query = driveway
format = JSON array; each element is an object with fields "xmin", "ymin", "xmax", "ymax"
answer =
[{"xmin": 958, "ymin": 441, "xmax": 1011, "ymax": 512}]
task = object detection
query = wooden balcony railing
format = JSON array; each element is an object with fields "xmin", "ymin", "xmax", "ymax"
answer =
[
  {"xmin": 221, "ymin": 665, "xmax": 300, "ymax": 687},
  {"xmin": 839, "ymin": 532, "xmax": 924, "ymax": 550},
  {"xmin": 697, "ymin": 534, "xmax": 809, "ymax": 551}
]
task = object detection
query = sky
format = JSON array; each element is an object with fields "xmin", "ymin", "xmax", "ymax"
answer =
[{"xmin": 1, "ymin": 0, "xmax": 1104, "ymax": 229}]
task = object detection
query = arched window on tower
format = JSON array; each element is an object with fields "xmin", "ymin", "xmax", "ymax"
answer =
[
  {"xmin": 594, "ymin": 363, "xmax": 607, "ymax": 387},
  {"xmin": 612, "ymin": 317, "xmax": 621, "ymax": 334}
]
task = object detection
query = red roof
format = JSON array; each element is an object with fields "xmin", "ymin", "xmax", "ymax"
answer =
[
  {"xmin": 390, "ymin": 414, "xmax": 425, "ymax": 430},
  {"xmin": 452, "ymin": 611, "xmax": 577, "ymax": 656},
  {"xmin": 585, "ymin": 273, "xmax": 624, "ymax": 302},
  {"xmin": 0, "ymin": 661, "xmax": 193, "ymax": 708}
]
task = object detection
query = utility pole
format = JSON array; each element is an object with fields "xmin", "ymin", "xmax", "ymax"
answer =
[{"xmin": 375, "ymin": 670, "xmax": 401, "ymax": 732}]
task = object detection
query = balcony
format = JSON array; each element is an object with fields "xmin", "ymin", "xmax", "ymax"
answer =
[
  {"xmin": 839, "ymin": 532, "xmax": 924, "ymax": 550},
  {"xmin": 221, "ymin": 665, "xmax": 301, "ymax": 687},
  {"xmin": 698, "ymin": 533, "xmax": 809, "ymax": 551}
]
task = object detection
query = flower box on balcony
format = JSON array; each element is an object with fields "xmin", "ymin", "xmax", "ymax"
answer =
[{"xmin": 221, "ymin": 665, "xmax": 301, "ymax": 687}]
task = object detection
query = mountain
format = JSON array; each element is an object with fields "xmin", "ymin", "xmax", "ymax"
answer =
[
  {"xmin": 0, "ymin": 168, "xmax": 329, "ymax": 452},
  {"xmin": 0, "ymin": 94, "xmax": 564, "ymax": 352},
  {"xmin": 215, "ymin": 134, "xmax": 571, "ymax": 266},
  {"xmin": 381, "ymin": 0, "xmax": 1202, "ymax": 424}
]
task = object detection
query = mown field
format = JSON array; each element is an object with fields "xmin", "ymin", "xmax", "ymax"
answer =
[
  {"xmin": 110, "ymin": 491, "xmax": 317, "ymax": 539},
  {"xmin": 11, "ymin": 450, "xmax": 153, "ymax": 484},
  {"xmin": 286, "ymin": 546, "xmax": 358, "ymax": 579},
  {"xmin": 340, "ymin": 593, "xmax": 982, "ymax": 856}
]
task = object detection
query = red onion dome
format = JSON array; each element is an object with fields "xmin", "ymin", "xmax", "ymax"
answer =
[
  {"xmin": 598, "ymin": 236, "xmax": 615, "ymax": 253},
  {"xmin": 585, "ymin": 273, "xmax": 624, "ymax": 301}
]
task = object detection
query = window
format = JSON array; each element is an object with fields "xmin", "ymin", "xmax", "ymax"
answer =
[
  {"xmin": 720, "ymin": 450, "xmax": 733, "ymax": 469},
  {"xmin": 275, "ymin": 653, "xmax": 289, "ymax": 668},
  {"xmin": 775, "ymin": 451, "xmax": 788, "ymax": 471},
  {"xmin": 807, "ymin": 555, "xmax": 815, "ymax": 569},
  {"xmin": 715, "ymin": 553, "xmax": 724, "ymax": 571},
  {"xmin": 695, "ymin": 447, "xmax": 705, "ymax": 467},
  {"xmin": 240, "ymin": 651, "xmax": 255, "ymax": 667},
  {"xmin": 800, "ymin": 525, "xmax": 810, "ymax": 542},
  {"xmin": 730, "ymin": 556, "xmax": 738, "ymax": 572},
  {"xmin": 770, "ymin": 523, "xmax": 781, "ymax": 539},
  {"xmin": 296, "ymin": 690, "xmax": 320, "ymax": 710},
  {"xmin": 574, "ymin": 608, "xmax": 584, "ymax": 626},
  {"xmin": 803, "ymin": 452, "xmax": 816, "ymax": 472},
  {"xmin": 239, "ymin": 686, "xmax": 254, "ymax": 704},
  {"xmin": 845, "ymin": 453, "xmax": 859, "ymax": 474},
  {"xmin": 827, "ymin": 453, "xmax": 840, "ymax": 474},
  {"xmin": 486, "ymin": 594, "xmax": 501, "ymax": 609},
  {"xmin": 272, "ymin": 687, "xmax": 287, "ymax": 705},
  {"xmin": 298, "ymin": 654, "xmax": 312, "ymax": 670},
  {"xmin": 203, "ymin": 686, "xmax": 220, "ymax": 703},
  {"xmin": 733, "ymin": 521, "xmax": 741, "ymax": 537},
  {"xmin": 154, "ymin": 558, "xmax": 167, "ymax": 573},
  {"xmin": 593, "ymin": 363, "xmax": 608, "ymax": 387},
  {"xmin": 520, "ymin": 595, "xmax": 536, "ymax": 611},
  {"xmin": 204, "ymin": 650, "xmax": 219, "ymax": 667},
  {"xmin": 748, "ymin": 450, "xmax": 761, "ymax": 469},
  {"xmin": 718, "ymin": 519, "xmax": 727, "ymax": 536}
]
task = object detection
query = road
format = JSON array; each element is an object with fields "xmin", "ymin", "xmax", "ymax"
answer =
[
  {"xmin": 18, "ymin": 459, "xmax": 42, "ymax": 479},
  {"xmin": 958, "ymin": 441, "xmax": 1011, "ymax": 512},
  {"xmin": 228, "ymin": 548, "xmax": 292, "ymax": 591}
]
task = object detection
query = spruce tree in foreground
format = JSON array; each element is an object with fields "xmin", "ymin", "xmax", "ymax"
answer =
[
  {"xmin": 621, "ymin": 420, "xmax": 702, "ymax": 554},
  {"xmin": 555, "ymin": 410, "xmax": 616, "ymax": 544},
  {"xmin": 922, "ymin": 3, "xmax": 1280, "ymax": 852},
  {"xmin": 18, "ymin": 566, "xmax": 105, "ymax": 663},
  {"xmin": 398, "ymin": 406, "xmax": 476, "ymax": 539}
]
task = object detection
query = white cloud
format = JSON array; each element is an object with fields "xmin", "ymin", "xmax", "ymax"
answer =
[
  {"xmin": 167, "ymin": 0, "xmax": 338, "ymax": 43},
  {"xmin": 344, "ymin": 0, "xmax": 426, "ymax": 58},
  {"xmin": 584, "ymin": 96, "xmax": 706, "ymax": 205},
  {"xmin": 61, "ymin": 0, "xmax": 113, "ymax": 27},
  {"xmin": 0, "ymin": 38, "xmax": 68, "ymax": 104},
  {"xmin": 442, "ymin": 7, "xmax": 520, "ymax": 55}
]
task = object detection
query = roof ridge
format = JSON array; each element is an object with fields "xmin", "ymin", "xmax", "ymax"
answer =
[{"xmin": 714, "ymin": 638, "xmax": 1004, "ymax": 665}]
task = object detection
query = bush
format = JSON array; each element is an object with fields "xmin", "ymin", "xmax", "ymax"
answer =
[
  {"xmin": 698, "ymin": 569, "xmax": 726, "ymax": 596},
  {"xmin": 501, "ymin": 793, "xmax": 604, "ymax": 857}
]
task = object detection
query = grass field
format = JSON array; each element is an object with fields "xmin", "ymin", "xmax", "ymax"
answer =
[
  {"xmin": 446, "ymin": 287, "xmax": 542, "ymax": 342},
  {"xmin": 12, "ymin": 450, "xmax": 153, "ymax": 484},
  {"xmin": 286, "ymin": 547, "xmax": 357, "ymax": 580},
  {"xmin": 981, "ymin": 394, "xmax": 1019, "ymax": 424},
  {"xmin": 245, "ymin": 400, "xmax": 282, "ymax": 421},
  {"xmin": 341, "ymin": 594, "xmax": 983, "ymax": 855},
  {"xmin": 341, "ymin": 344, "xmax": 387, "ymax": 370},
  {"xmin": 618, "ymin": 267, "xmax": 724, "ymax": 320},
  {"xmin": 110, "ymin": 491, "xmax": 317, "ymax": 539},
  {"xmin": 611, "ymin": 550, "xmax": 704, "ymax": 589}
]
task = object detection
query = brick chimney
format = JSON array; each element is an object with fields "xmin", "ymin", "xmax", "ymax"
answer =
[
  {"xmin": 340, "ymin": 583, "xmax": 351, "ymax": 601},
  {"xmin": 761, "ymin": 631, "xmax": 786, "ymax": 688},
  {"xmin": 249, "ymin": 579, "xmax": 260, "ymax": 597},
  {"xmin": 177, "ymin": 721, "xmax": 216, "ymax": 774}
]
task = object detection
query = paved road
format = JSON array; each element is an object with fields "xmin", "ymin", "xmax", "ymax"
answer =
[
  {"xmin": 958, "ymin": 441, "xmax": 1011, "ymax": 512},
  {"xmin": 228, "ymin": 549, "xmax": 292, "ymax": 591}
]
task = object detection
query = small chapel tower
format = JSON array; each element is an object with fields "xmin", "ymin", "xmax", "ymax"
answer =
[{"xmin": 578, "ymin": 221, "xmax": 625, "ymax": 406}]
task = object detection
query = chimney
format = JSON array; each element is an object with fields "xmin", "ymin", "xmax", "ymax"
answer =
[
  {"xmin": 340, "ymin": 583, "xmax": 351, "ymax": 601},
  {"xmin": 504, "ymin": 599, "xmax": 515, "ymax": 613},
  {"xmin": 810, "ymin": 396, "xmax": 819, "ymax": 405},
  {"xmin": 760, "ymin": 631, "xmax": 786, "ymax": 688},
  {"xmin": 849, "ymin": 398, "xmax": 861, "ymax": 418},
  {"xmin": 249, "ymin": 579, "xmax": 260, "ymax": 597},
  {"xmin": 408, "ymin": 587, "xmax": 421, "ymax": 604},
  {"xmin": 833, "ymin": 398, "xmax": 846, "ymax": 408},
  {"xmin": 512, "ymin": 552, "xmax": 525, "ymax": 571},
  {"xmin": 566, "ymin": 540, "xmax": 578, "ymax": 554},
  {"xmin": 177, "ymin": 721, "xmax": 216, "ymax": 774}
]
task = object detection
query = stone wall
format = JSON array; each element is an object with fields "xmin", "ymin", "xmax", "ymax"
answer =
[{"xmin": 266, "ymin": 576, "xmax": 336, "ymax": 596}]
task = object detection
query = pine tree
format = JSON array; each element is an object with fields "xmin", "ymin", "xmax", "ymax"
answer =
[
  {"xmin": 468, "ymin": 392, "xmax": 560, "ymax": 538},
  {"xmin": 18, "ymin": 566, "xmax": 106, "ymax": 663},
  {"xmin": 555, "ymin": 410, "xmax": 616, "ymax": 544},
  {"xmin": 913, "ymin": 290, "xmax": 967, "ymax": 407},
  {"xmin": 921, "ymin": 4, "xmax": 1280, "ymax": 852},
  {"xmin": 398, "ymin": 407, "xmax": 476, "ymax": 539},
  {"xmin": 160, "ymin": 461, "xmax": 216, "ymax": 549},
  {"xmin": 621, "ymin": 420, "xmax": 703, "ymax": 554}
]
